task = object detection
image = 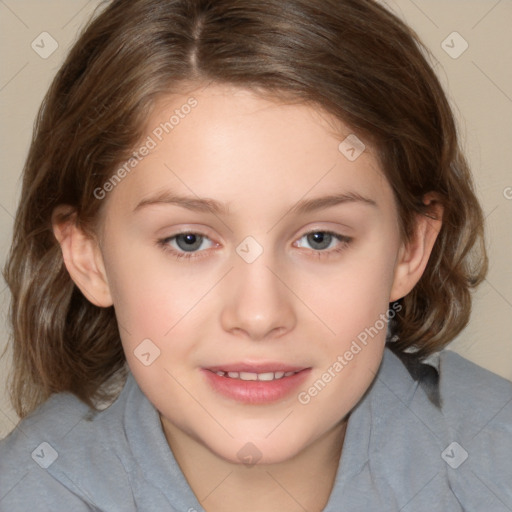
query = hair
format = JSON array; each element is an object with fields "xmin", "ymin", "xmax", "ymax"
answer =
[{"xmin": 2, "ymin": 0, "xmax": 487, "ymax": 419}]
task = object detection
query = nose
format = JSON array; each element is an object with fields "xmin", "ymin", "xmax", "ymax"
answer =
[{"xmin": 220, "ymin": 254, "xmax": 296, "ymax": 341}]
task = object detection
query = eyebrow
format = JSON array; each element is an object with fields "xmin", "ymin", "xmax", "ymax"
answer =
[{"xmin": 133, "ymin": 191, "xmax": 377, "ymax": 215}]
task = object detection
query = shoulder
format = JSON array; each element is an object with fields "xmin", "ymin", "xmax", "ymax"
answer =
[
  {"xmin": 380, "ymin": 346, "xmax": 512, "ymax": 426},
  {"xmin": 437, "ymin": 349, "xmax": 512, "ymax": 431},
  {"xmin": 0, "ymin": 380, "xmax": 130, "ymax": 511},
  {"xmin": 0, "ymin": 384, "xmax": 119, "ymax": 466},
  {"xmin": 383, "ymin": 346, "xmax": 512, "ymax": 441},
  {"xmin": 437, "ymin": 350, "xmax": 512, "ymax": 509},
  {"xmin": 372, "ymin": 347, "xmax": 512, "ymax": 510},
  {"xmin": 0, "ymin": 391, "xmax": 95, "ymax": 510}
]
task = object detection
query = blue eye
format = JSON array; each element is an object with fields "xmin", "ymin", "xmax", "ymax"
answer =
[
  {"xmin": 295, "ymin": 230, "xmax": 352, "ymax": 258},
  {"xmin": 157, "ymin": 230, "xmax": 352, "ymax": 261},
  {"xmin": 157, "ymin": 232, "xmax": 214, "ymax": 260}
]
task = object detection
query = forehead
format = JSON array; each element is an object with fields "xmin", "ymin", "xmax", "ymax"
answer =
[{"xmin": 103, "ymin": 83, "xmax": 393, "ymax": 218}]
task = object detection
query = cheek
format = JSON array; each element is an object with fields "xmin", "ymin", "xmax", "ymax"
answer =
[
  {"xmin": 298, "ymin": 244, "xmax": 397, "ymax": 337},
  {"xmin": 102, "ymin": 239, "xmax": 203, "ymax": 332},
  {"xmin": 102, "ymin": 240, "xmax": 214, "ymax": 386},
  {"xmin": 293, "ymin": 254, "xmax": 395, "ymax": 425}
]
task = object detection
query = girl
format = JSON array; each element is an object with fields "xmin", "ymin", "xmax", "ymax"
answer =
[{"xmin": 1, "ymin": 0, "xmax": 511, "ymax": 510}]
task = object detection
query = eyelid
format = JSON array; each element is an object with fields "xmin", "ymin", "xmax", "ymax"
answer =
[
  {"xmin": 158, "ymin": 230, "xmax": 217, "ymax": 254},
  {"xmin": 157, "ymin": 226, "xmax": 353, "ymax": 260},
  {"xmin": 293, "ymin": 229, "xmax": 352, "ymax": 251}
]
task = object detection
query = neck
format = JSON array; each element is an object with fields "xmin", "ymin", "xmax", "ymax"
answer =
[{"xmin": 160, "ymin": 416, "xmax": 348, "ymax": 512}]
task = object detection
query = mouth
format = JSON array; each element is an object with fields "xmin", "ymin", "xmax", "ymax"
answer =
[
  {"xmin": 210, "ymin": 369, "xmax": 301, "ymax": 381},
  {"xmin": 201, "ymin": 363, "xmax": 311, "ymax": 404}
]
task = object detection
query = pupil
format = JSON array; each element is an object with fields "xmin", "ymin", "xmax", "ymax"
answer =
[
  {"xmin": 308, "ymin": 232, "xmax": 330, "ymax": 250},
  {"xmin": 177, "ymin": 233, "xmax": 202, "ymax": 252}
]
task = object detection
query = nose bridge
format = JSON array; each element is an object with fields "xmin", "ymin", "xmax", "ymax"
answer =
[{"xmin": 220, "ymin": 241, "xmax": 296, "ymax": 339}]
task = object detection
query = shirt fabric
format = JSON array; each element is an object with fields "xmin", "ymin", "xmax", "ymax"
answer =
[{"xmin": 1, "ymin": 347, "xmax": 511, "ymax": 511}]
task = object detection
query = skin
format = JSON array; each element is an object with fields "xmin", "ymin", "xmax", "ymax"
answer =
[{"xmin": 53, "ymin": 83, "xmax": 443, "ymax": 512}]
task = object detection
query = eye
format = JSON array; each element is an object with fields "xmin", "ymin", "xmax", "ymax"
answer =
[
  {"xmin": 157, "ymin": 232, "xmax": 215, "ymax": 260},
  {"xmin": 294, "ymin": 230, "xmax": 352, "ymax": 258},
  {"xmin": 157, "ymin": 229, "xmax": 352, "ymax": 261}
]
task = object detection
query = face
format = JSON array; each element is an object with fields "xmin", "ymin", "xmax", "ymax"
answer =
[{"xmin": 93, "ymin": 83, "xmax": 407, "ymax": 464}]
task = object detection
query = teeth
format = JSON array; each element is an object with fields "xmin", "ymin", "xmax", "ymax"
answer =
[
  {"xmin": 214, "ymin": 370, "xmax": 299, "ymax": 381},
  {"xmin": 257, "ymin": 372, "xmax": 276, "ymax": 381},
  {"xmin": 239, "ymin": 372, "xmax": 258, "ymax": 381}
]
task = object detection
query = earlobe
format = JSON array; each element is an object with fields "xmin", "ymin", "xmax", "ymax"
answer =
[
  {"xmin": 390, "ymin": 193, "xmax": 444, "ymax": 302},
  {"xmin": 52, "ymin": 205, "xmax": 113, "ymax": 307}
]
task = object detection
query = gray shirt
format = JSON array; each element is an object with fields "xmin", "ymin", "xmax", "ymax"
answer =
[{"xmin": 1, "ymin": 347, "xmax": 511, "ymax": 511}]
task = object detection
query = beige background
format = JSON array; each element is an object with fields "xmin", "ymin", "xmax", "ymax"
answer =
[{"xmin": 0, "ymin": 0, "xmax": 511, "ymax": 439}]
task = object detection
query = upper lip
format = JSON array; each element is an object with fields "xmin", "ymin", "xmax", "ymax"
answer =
[{"xmin": 205, "ymin": 362, "xmax": 309, "ymax": 373}]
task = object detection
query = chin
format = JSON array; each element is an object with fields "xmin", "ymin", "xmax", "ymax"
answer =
[{"xmin": 204, "ymin": 431, "xmax": 310, "ymax": 467}]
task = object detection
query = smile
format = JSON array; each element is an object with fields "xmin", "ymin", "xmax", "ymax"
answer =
[
  {"xmin": 212, "ymin": 370, "xmax": 300, "ymax": 381},
  {"xmin": 202, "ymin": 367, "xmax": 311, "ymax": 404}
]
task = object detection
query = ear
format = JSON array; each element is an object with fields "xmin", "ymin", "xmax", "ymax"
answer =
[
  {"xmin": 51, "ymin": 205, "xmax": 113, "ymax": 307},
  {"xmin": 390, "ymin": 192, "xmax": 444, "ymax": 302}
]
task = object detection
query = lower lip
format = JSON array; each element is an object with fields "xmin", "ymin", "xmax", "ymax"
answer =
[{"xmin": 201, "ymin": 368, "xmax": 311, "ymax": 404}]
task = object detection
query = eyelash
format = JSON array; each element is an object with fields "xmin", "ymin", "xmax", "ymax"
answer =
[{"xmin": 156, "ymin": 230, "xmax": 352, "ymax": 261}]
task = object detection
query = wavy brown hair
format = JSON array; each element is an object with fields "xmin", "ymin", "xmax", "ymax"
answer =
[{"xmin": 2, "ymin": 0, "xmax": 487, "ymax": 419}]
